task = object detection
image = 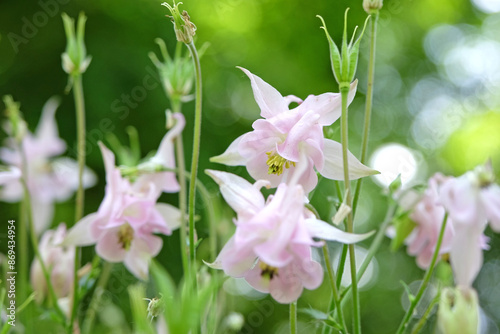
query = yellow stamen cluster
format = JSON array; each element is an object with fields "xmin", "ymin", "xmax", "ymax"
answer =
[
  {"xmin": 118, "ymin": 224, "xmax": 134, "ymax": 251},
  {"xmin": 259, "ymin": 262, "xmax": 279, "ymax": 280},
  {"xmin": 266, "ymin": 152, "xmax": 296, "ymax": 176}
]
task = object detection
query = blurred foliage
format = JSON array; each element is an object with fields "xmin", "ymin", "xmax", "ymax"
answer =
[{"xmin": 1, "ymin": 0, "xmax": 500, "ymax": 333}]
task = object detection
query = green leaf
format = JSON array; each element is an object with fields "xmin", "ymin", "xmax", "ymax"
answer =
[{"xmin": 400, "ymin": 280, "xmax": 415, "ymax": 303}]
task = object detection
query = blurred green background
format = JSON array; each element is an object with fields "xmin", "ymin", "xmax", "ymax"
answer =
[{"xmin": 1, "ymin": 0, "xmax": 500, "ymax": 333}]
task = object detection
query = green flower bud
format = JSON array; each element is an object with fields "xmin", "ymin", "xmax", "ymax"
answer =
[
  {"xmin": 363, "ymin": 0, "xmax": 383, "ymax": 14},
  {"xmin": 2, "ymin": 95, "xmax": 27, "ymax": 143},
  {"xmin": 317, "ymin": 9, "xmax": 370, "ymax": 89},
  {"xmin": 437, "ymin": 287, "xmax": 479, "ymax": 334},
  {"xmin": 61, "ymin": 12, "xmax": 92, "ymax": 76},
  {"xmin": 161, "ymin": 2, "xmax": 197, "ymax": 44},
  {"xmin": 144, "ymin": 295, "xmax": 165, "ymax": 320}
]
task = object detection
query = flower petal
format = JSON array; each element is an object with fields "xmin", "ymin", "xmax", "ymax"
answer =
[
  {"xmin": 450, "ymin": 225, "xmax": 486, "ymax": 287},
  {"xmin": 480, "ymin": 185, "xmax": 500, "ymax": 232},
  {"xmin": 319, "ymin": 139, "xmax": 379, "ymax": 180},
  {"xmin": 34, "ymin": 96, "xmax": 66, "ymax": 157},
  {"xmin": 206, "ymin": 170, "xmax": 265, "ymax": 217},
  {"xmin": 96, "ymin": 228, "xmax": 128, "ymax": 263},
  {"xmin": 62, "ymin": 213, "xmax": 98, "ymax": 247},
  {"xmin": 296, "ymin": 80, "xmax": 357, "ymax": 126},
  {"xmin": 154, "ymin": 203, "xmax": 182, "ymax": 231},
  {"xmin": 238, "ymin": 67, "xmax": 288, "ymax": 119},
  {"xmin": 305, "ymin": 218, "xmax": 375, "ymax": 244},
  {"xmin": 210, "ymin": 134, "xmax": 246, "ymax": 166},
  {"xmin": 0, "ymin": 166, "xmax": 21, "ymax": 185}
]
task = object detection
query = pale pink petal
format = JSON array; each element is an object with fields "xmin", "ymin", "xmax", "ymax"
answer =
[
  {"xmin": 206, "ymin": 170, "xmax": 265, "ymax": 217},
  {"xmin": 245, "ymin": 153, "xmax": 283, "ymax": 188},
  {"xmin": 295, "ymin": 157, "xmax": 319, "ymax": 194},
  {"xmin": 276, "ymin": 110, "xmax": 321, "ymax": 162},
  {"xmin": 440, "ymin": 177, "xmax": 480, "ymax": 226},
  {"xmin": 34, "ymin": 97, "xmax": 66, "ymax": 157},
  {"xmin": 95, "ymin": 228, "xmax": 128, "ymax": 262},
  {"xmin": 296, "ymin": 80, "xmax": 357, "ymax": 126},
  {"xmin": 450, "ymin": 225, "xmax": 486, "ymax": 287},
  {"xmin": 238, "ymin": 67, "xmax": 288, "ymax": 119},
  {"xmin": 153, "ymin": 112, "xmax": 185, "ymax": 167},
  {"xmin": 268, "ymin": 263, "xmax": 304, "ymax": 304},
  {"xmin": 283, "ymin": 95, "xmax": 303, "ymax": 106},
  {"xmin": 244, "ymin": 264, "xmax": 270, "ymax": 292},
  {"xmin": 154, "ymin": 203, "xmax": 181, "ymax": 231},
  {"xmin": 320, "ymin": 139, "xmax": 379, "ymax": 180},
  {"xmin": 305, "ymin": 218, "xmax": 375, "ymax": 243},
  {"xmin": 210, "ymin": 135, "xmax": 246, "ymax": 166},
  {"xmin": 0, "ymin": 166, "xmax": 21, "ymax": 185},
  {"xmin": 31, "ymin": 199, "xmax": 54, "ymax": 235},
  {"xmin": 480, "ymin": 185, "xmax": 500, "ymax": 232},
  {"xmin": 238, "ymin": 124, "xmax": 282, "ymax": 159},
  {"xmin": 217, "ymin": 236, "xmax": 256, "ymax": 277}
]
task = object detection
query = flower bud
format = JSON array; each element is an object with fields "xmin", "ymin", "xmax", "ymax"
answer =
[
  {"xmin": 161, "ymin": 2, "xmax": 197, "ymax": 44},
  {"xmin": 223, "ymin": 312, "xmax": 244, "ymax": 332},
  {"xmin": 363, "ymin": 0, "xmax": 383, "ymax": 14},
  {"xmin": 3, "ymin": 95, "xmax": 27, "ymax": 143},
  {"xmin": 318, "ymin": 9, "xmax": 370, "ymax": 88},
  {"xmin": 437, "ymin": 287, "xmax": 479, "ymax": 334},
  {"xmin": 61, "ymin": 12, "xmax": 92, "ymax": 76},
  {"xmin": 145, "ymin": 296, "xmax": 165, "ymax": 320}
]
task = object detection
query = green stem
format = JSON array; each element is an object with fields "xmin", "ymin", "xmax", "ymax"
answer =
[
  {"xmin": 18, "ymin": 195, "xmax": 28, "ymax": 307},
  {"xmin": 81, "ymin": 262, "xmax": 113, "ymax": 334},
  {"xmin": 352, "ymin": 13, "xmax": 378, "ymax": 216},
  {"xmin": 290, "ymin": 300, "xmax": 297, "ymax": 334},
  {"xmin": 186, "ymin": 41, "xmax": 202, "ymax": 284},
  {"xmin": 396, "ymin": 213, "xmax": 449, "ymax": 334},
  {"xmin": 18, "ymin": 145, "xmax": 66, "ymax": 321},
  {"xmin": 340, "ymin": 202, "xmax": 398, "ymax": 302},
  {"xmin": 73, "ymin": 74, "xmax": 86, "ymax": 223},
  {"xmin": 340, "ymin": 86, "xmax": 361, "ymax": 334},
  {"xmin": 410, "ymin": 291, "xmax": 440, "ymax": 334},
  {"xmin": 322, "ymin": 245, "xmax": 347, "ymax": 334},
  {"xmin": 70, "ymin": 73, "xmax": 86, "ymax": 333},
  {"xmin": 172, "ymin": 100, "xmax": 190, "ymax": 278}
]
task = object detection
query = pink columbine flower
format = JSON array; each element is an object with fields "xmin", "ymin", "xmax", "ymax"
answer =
[
  {"xmin": 404, "ymin": 173, "xmax": 456, "ymax": 268},
  {"xmin": 205, "ymin": 170, "xmax": 373, "ymax": 303},
  {"xmin": 64, "ymin": 142, "xmax": 181, "ymax": 280},
  {"xmin": 30, "ymin": 223, "xmax": 75, "ymax": 304},
  {"xmin": 210, "ymin": 67, "xmax": 377, "ymax": 193},
  {"xmin": 440, "ymin": 163, "xmax": 499, "ymax": 287},
  {"xmin": 0, "ymin": 98, "xmax": 96, "ymax": 234}
]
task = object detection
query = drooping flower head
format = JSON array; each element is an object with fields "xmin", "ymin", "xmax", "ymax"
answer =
[
  {"xmin": 211, "ymin": 68, "xmax": 377, "ymax": 193},
  {"xmin": 31, "ymin": 223, "xmax": 75, "ymax": 304},
  {"xmin": 440, "ymin": 163, "xmax": 500, "ymax": 287},
  {"xmin": 205, "ymin": 169, "xmax": 373, "ymax": 303},
  {"xmin": 0, "ymin": 97, "xmax": 96, "ymax": 234},
  {"xmin": 65, "ymin": 142, "xmax": 181, "ymax": 280}
]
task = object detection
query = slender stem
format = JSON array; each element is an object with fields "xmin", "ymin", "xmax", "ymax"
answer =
[
  {"xmin": 73, "ymin": 74, "xmax": 86, "ymax": 223},
  {"xmin": 70, "ymin": 73, "xmax": 86, "ymax": 333},
  {"xmin": 322, "ymin": 245, "xmax": 347, "ymax": 334},
  {"xmin": 410, "ymin": 292, "xmax": 440, "ymax": 334},
  {"xmin": 396, "ymin": 213, "xmax": 449, "ymax": 334},
  {"xmin": 81, "ymin": 262, "xmax": 113, "ymax": 334},
  {"xmin": 172, "ymin": 100, "xmax": 190, "ymax": 278},
  {"xmin": 186, "ymin": 41, "xmax": 202, "ymax": 283},
  {"xmin": 341, "ymin": 202, "xmax": 398, "ymax": 302},
  {"xmin": 290, "ymin": 301, "xmax": 297, "ymax": 334},
  {"xmin": 340, "ymin": 87, "xmax": 361, "ymax": 334},
  {"xmin": 352, "ymin": 13, "xmax": 378, "ymax": 216},
  {"xmin": 19, "ymin": 145, "xmax": 66, "ymax": 321},
  {"xmin": 18, "ymin": 196, "xmax": 28, "ymax": 305}
]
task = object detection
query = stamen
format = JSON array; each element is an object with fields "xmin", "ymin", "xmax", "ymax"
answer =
[
  {"xmin": 266, "ymin": 151, "xmax": 296, "ymax": 176},
  {"xmin": 118, "ymin": 224, "xmax": 134, "ymax": 251},
  {"xmin": 259, "ymin": 261, "xmax": 279, "ymax": 280}
]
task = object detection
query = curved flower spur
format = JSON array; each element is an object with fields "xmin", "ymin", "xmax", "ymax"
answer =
[
  {"xmin": 210, "ymin": 67, "xmax": 378, "ymax": 193},
  {"xmin": 204, "ymin": 161, "xmax": 374, "ymax": 303}
]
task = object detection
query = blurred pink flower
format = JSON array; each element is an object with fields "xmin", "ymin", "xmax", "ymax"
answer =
[
  {"xmin": 31, "ymin": 223, "xmax": 75, "ymax": 304},
  {"xmin": 205, "ymin": 170, "xmax": 372, "ymax": 303},
  {"xmin": 64, "ymin": 142, "xmax": 181, "ymax": 280},
  {"xmin": 0, "ymin": 98, "xmax": 96, "ymax": 234},
  {"xmin": 135, "ymin": 112, "xmax": 185, "ymax": 197},
  {"xmin": 405, "ymin": 173, "xmax": 455, "ymax": 268},
  {"xmin": 210, "ymin": 68, "xmax": 377, "ymax": 193},
  {"xmin": 0, "ymin": 166, "xmax": 21, "ymax": 185},
  {"xmin": 440, "ymin": 164, "xmax": 499, "ymax": 287}
]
